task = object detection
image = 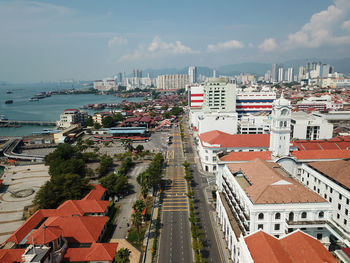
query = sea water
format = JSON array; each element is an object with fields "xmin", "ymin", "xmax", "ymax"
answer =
[{"xmin": 0, "ymin": 83, "xmax": 143, "ymax": 136}]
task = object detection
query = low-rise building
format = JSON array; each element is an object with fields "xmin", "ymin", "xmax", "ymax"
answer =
[
  {"xmin": 291, "ymin": 111, "xmax": 333, "ymax": 140},
  {"xmin": 56, "ymin": 109, "xmax": 88, "ymax": 129}
]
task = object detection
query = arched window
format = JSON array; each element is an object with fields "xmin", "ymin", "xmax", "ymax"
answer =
[
  {"xmin": 301, "ymin": 212, "xmax": 307, "ymax": 219},
  {"xmin": 284, "ymin": 121, "xmax": 287, "ymax": 127},
  {"xmin": 319, "ymin": 211, "xmax": 324, "ymax": 218},
  {"xmin": 258, "ymin": 213, "xmax": 264, "ymax": 220},
  {"xmin": 275, "ymin": 213, "xmax": 281, "ymax": 220},
  {"xmin": 280, "ymin": 121, "xmax": 283, "ymax": 128},
  {"xmin": 289, "ymin": 212, "xmax": 294, "ymax": 221}
]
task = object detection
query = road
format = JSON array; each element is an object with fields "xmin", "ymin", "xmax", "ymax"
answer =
[
  {"xmin": 158, "ymin": 127, "xmax": 192, "ymax": 263},
  {"xmin": 112, "ymin": 162, "xmax": 148, "ymax": 239},
  {"xmin": 182, "ymin": 116, "xmax": 223, "ymax": 263}
]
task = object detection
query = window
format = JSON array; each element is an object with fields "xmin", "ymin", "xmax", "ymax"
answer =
[
  {"xmin": 258, "ymin": 224, "xmax": 263, "ymax": 230},
  {"xmin": 258, "ymin": 213, "xmax": 264, "ymax": 220},
  {"xmin": 317, "ymin": 233, "xmax": 322, "ymax": 240},
  {"xmin": 347, "ymin": 198, "xmax": 349, "ymax": 205},
  {"xmin": 338, "ymin": 204, "xmax": 341, "ymax": 210},
  {"xmin": 274, "ymin": 224, "xmax": 280, "ymax": 231},
  {"xmin": 318, "ymin": 211, "xmax": 324, "ymax": 218},
  {"xmin": 339, "ymin": 193, "xmax": 342, "ymax": 200},
  {"xmin": 337, "ymin": 213, "xmax": 340, "ymax": 219},
  {"xmin": 301, "ymin": 212, "xmax": 307, "ymax": 219},
  {"xmin": 275, "ymin": 213, "xmax": 281, "ymax": 220},
  {"xmin": 345, "ymin": 219, "xmax": 348, "ymax": 225},
  {"xmin": 330, "ymin": 188, "xmax": 333, "ymax": 193},
  {"xmin": 289, "ymin": 212, "xmax": 294, "ymax": 221},
  {"xmin": 329, "ymin": 197, "xmax": 332, "ymax": 202},
  {"xmin": 274, "ymin": 235, "xmax": 280, "ymax": 238},
  {"xmin": 324, "ymin": 194, "xmax": 327, "ymax": 199},
  {"xmin": 345, "ymin": 209, "xmax": 348, "ymax": 216},
  {"xmin": 205, "ymin": 156, "xmax": 208, "ymax": 161},
  {"xmin": 212, "ymin": 156, "xmax": 217, "ymax": 162}
]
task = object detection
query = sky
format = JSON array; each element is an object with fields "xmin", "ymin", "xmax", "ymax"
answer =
[{"xmin": 0, "ymin": 0, "xmax": 350, "ymax": 82}]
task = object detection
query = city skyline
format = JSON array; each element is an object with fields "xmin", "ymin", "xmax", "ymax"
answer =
[{"xmin": 0, "ymin": 0, "xmax": 350, "ymax": 82}]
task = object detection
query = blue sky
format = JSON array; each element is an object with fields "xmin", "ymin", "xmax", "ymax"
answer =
[{"xmin": 0, "ymin": 0, "xmax": 350, "ymax": 82}]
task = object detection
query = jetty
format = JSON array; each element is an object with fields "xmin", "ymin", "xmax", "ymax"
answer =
[{"xmin": 0, "ymin": 120, "xmax": 56, "ymax": 126}]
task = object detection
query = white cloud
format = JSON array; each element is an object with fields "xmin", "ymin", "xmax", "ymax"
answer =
[
  {"xmin": 258, "ymin": 38, "xmax": 277, "ymax": 52},
  {"xmin": 284, "ymin": 0, "xmax": 350, "ymax": 49},
  {"xmin": 342, "ymin": 20, "xmax": 350, "ymax": 31},
  {"xmin": 207, "ymin": 40, "xmax": 244, "ymax": 52},
  {"xmin": 108, "ymin": 36, "xmax": 128, "ymax": 48},
  {"xmin": 148, "ymin": 36, "xmax": 197, "ymax": 54},
  {"xmin": 118, "ymin": 36, "xmax": 197, "ymax": 62}
]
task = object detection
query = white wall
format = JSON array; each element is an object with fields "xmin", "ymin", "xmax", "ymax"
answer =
[{"xmin": 198, "ymin": 113, "xmax": 238, "ymax": 135}]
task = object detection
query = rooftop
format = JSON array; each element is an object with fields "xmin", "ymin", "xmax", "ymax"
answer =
[
  {"xmin": 308, "ymin": 160, "xmax": 350, "ymax": 189},
  {"xmin": 199, "ymin": 130, "xmax": 270, "ymax": 148},
  {"xmin": 220, "ymin": 151, "xmax": 271, "ymax": 162},
  {"xmin": 227, "ymin": 159, "xmax": 327, "ymax": 204},
  {"xmin": 64, "ymin": 242, "xmax": 118, "ymax": 262},
  {"xmin": 245, "ymin": 230, "xmax": 337, "ymax": 263}
]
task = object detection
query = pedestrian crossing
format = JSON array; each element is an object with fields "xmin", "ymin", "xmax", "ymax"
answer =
[{"xmin": 163, "ymin": 174, "xmax": 188, "ymax": 212}]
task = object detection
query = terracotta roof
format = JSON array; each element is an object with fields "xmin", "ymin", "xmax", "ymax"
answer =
[
  {"xmin": 292, "ymin": 136, "xmax": 350, "ymax": 151},
  {"xmin": 56, "ymin": 199, "xmax": 109, "ymax": 216},
  {"xmin": 220, "ymin": 151, "xmax": 271, "ymax": 161},
  {"xmin": 245, "ymin": 230, "xmax": 337, "ymax": 263},
  {"xmin": 0, "ymin": 249, "xmax": 25, "ymax": 263},
  {"xmin": 27, "ymin": 225, "xmax": 62, "ymax": 245},
  {"xmin": 280, "ymin": 230, "xmax": 338, "ymax": 263},
  {"xmin": 292, "ymin": 149, "xmax": 350, "ymax": 160},
  {"xmin": 44, "ymin": 216, "xmax": 108, "ymax": 244},
  {"xmin": 6, "ymin": 209, "xmax": 58, "ymax": 244},
  {"xmin": 245, "ymin": 230, "xmax": 293, "ymax": 263},
  {"xmin": 199, "ymin": 131, "xmax": 270, "ymax": 148},
  {"xmin": 308, "ymin": 160, "xmax": 350, "ymax": 189},
  {"xmin": 64, "ymin": 242, "xmax": 118, "ymax": 262},
  {"xmin": 227, "ymin": 159, "xmax": 327, "ymax": 204}
]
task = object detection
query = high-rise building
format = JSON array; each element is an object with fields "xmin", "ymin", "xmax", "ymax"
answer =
[
  {"xmin": 271, "ymin": 64, "xmax": 278, "ymax": 82},
  {"xmin": 133, "ymin": 69, "xmax": 142, "ymax": 78},
  {"xmin": 202, "ymin": 77, "xmax": 236, "ymax": 112},
  {"xmin": 264, "ymin": 70, "xmax": 271, "ymax": 82},
  {"xmin": 278, "ymin": 67, "xmax": 284, "ymax": 82},
  {"xmin": 213, "ymin": 69, "xmax": 217, "ymax": 78},
  {"xmin": 188, "ymin": 66, "xmax": 197, "ymax": 83},
  {"xmin": 117, "ymin": 73, "xmax": 123, "ymax": 83},
  {"xmin": 287, "ymin": 67, "xmax": 294, "ymax": 82},
  {"xmin": 298, "ymin": 66, "xmax": 305, "ymax": 80},
  {"xmin": 157, "ymin": 74, "xmax": 189, "ymax": 90}
]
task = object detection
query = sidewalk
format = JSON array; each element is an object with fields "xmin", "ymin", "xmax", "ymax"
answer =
[{"xmin": 143, "ymin": 196, "xmax": 159, "ymax": 263}]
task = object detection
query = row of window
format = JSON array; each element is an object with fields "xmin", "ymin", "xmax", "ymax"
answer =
[{"xmin": 257, "ymin": 211, "xmax": 324, "ymax": 220}]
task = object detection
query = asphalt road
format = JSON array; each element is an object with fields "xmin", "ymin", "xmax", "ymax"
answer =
[
  {"xmin": 182, "ymin": 117, "xmax": 223, "ymax": 263},
  {"xmin": 158, "ymin": 127, "xmax": 192, "ymax": 263}
]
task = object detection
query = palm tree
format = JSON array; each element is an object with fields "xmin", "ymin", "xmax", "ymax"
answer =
[{"xmin": 115, "ymin": 248, "xmax": 131, "ymax": 263}]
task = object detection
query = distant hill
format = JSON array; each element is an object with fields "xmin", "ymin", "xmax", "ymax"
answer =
[{"xmin": 143, "ymin": 57, "xmax": 350, "ymax": 78}]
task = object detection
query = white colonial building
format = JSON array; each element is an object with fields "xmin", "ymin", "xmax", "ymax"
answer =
[
  {"xmin": 216, "ymin": 158, "xmax": 339, "ymax": 261},
  {"xmin": 290, "ymin": 111, "xmax": 333, "ymax": 140},
  {"xmin": 56, "ymin": 109, "xmax": 88, "ymax": 129}
]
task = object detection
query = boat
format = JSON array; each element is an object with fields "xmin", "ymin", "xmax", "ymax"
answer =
[
  {"xmin": 5, "ymin": 100, "xmax": 13, "ymax": 104},
  {"xmin": 6, "ymin": 90, "xmax": 12, "ymax": 94},
  {"xmin": 29, "ymin": 97, "xmax": 39, "ymax": 102},
  {"xmin": 0, "ymin": 114, "xmax": 8, "ymax": 120}
]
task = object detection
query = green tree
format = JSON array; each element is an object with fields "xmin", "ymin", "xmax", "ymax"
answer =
[
  {"xmin": 102, "ymin": 115, "xmax": 115, "ymax": 128},
  {"xmin": 99, "ymin": 172, "xmax": 128, "ymax": 197},
  {"xmin": 121, "ymin": 139, "xmax": 133, "ymax": 152},
  {"xmin": 135, "ymin": 145, "xmax": 144, "ymax": 152},
  {"xmin": 113, "ymin": 112, "xmax": 124, "ymax": 122},
  {"xmin": 170, "ymin": 106, "xmax": 183, "ymax": 116},
  {"xmin": 115, "ymin": 248, "xmax": 131, "ymax": 263},
  {"xmin": 132, "ymin": 199, "xmax": 145, "ymax": 241},
  {"xmin": 97, "ymin": 154, "xmax": 114, "ymax": 177},
  {"xmin": 94, "ymin": 122, "xmax": 102, "ymax": 129},
  {"xmin": 86, "ymin": 116, "xmax": 94, "ymax": 126}
]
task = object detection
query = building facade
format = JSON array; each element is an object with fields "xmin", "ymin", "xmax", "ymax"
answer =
[{"xmin": 157, "ymin": 74, "xmax": 189, "ymax": 90}]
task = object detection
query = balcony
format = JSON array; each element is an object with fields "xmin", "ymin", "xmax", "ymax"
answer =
[{"xmin": 286, "ymin": 218, "xmax": 327, "ymax": 226}]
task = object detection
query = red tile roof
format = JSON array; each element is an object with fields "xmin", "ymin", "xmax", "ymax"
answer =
[
  {"xmin": 227, "ymin": 159, "xmax": 326, "ymax": 204},
  {"xmin": 44, "ymin": 216, "xmax": 108, "ymax": 244},
  {"xmin": 82, "ymin": 184, "xmax": 106, "ymax": 200},
  {"xmin": 199, "ymin": 131, "xmax": 270, "ymax": 148},
  {"xmin": 292, "ymin": 136, "xmax": 350, "ymax": 151},
  {"xmin": 220, "ymin": 151, "xmax": 271, "ymax": 161},
  {"xmin": 307, "ymin": 160, "xmax": 350, "ymax": 189},
  {"xmin": 245, "ymin": 230, "xmax": 337, "ymax": 263},
  {"xmin": 245, "ymin": 231, "xmax": 293, "ymax": 263},
  {"xmin": 27, "ymin": 225, "xmax": 62, "ymax": 245},
  {"xmin": 6, "ymin": 209, "xmax": 58, "ymax": 244},
  {"xmin": 291, "ymin": 149, "xmax": 350, "ymax": 160},
  {"xmin": 280, "ymin": 231, "xmax": 337, "ymax": 263},
  {"xmin": 56, "ymin": 199, "xmax": 109, "ymax": 216},
  {"xmin": 64, "ymin": 242, "xmax": 118, "ymax": 262},
  {"xmin": 0, "ymin": 249, "xmax": 25, "ymax": 263}
]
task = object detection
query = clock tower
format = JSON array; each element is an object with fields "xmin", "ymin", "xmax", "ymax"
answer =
[{"xmin": 269, "ymin": 93, "xmax": 291, "ymax": 158}]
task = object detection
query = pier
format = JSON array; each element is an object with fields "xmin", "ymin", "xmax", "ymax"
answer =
[{"xmin": 0, "ymin": 120, "xmax": 56, "ymax": 126}]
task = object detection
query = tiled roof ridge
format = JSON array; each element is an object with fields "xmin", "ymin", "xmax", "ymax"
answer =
[{"xmin": 261, "ymin": 232, "xmax": 293, "ymax": 263}]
